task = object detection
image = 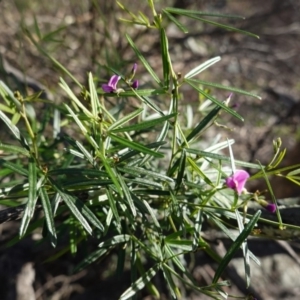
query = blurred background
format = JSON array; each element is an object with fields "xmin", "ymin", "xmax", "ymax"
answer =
[{"xmin": 0, "ymin": 1, "xmax": 300, "ymax": 299}]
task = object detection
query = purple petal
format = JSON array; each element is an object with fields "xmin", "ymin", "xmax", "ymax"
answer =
[
  {"xmin": 265, "ymin": 203, "xmax": 276, "ymax": 213},
  {"xmin": 102, "ymin": 84, "xmax": 114, "ymax": 93},
  {"xmin": 132, "ymin": 63, "xmax": 137, "ymax": 73},
  {"xmin": 108, "ymin": 75, "xmax": 121, "ymax": 90},
  {"xmin": 225, "ymin": 170, "xmax": 249, "ymax": 195},
  {"xmin": 131, "ymin": 80, "xmax": 139, "ymax": 89}
]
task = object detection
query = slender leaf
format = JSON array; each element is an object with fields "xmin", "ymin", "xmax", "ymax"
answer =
[
  {"xmin": 19, "ymin": 160, "xmax": 39, "ymax": 237},
  {"xmin": 118, "ymin": 166, "xmax": 174, "ymax": 183},
  {"xmin": 50, "ymin": 178, "xmax": 93, "ymax": 235},
  {"xmin": 185, "ymin": 104, "xmax": 221, "ymax": 143},
  {"xmin": 193, "ymin": 208, "xmax": 203, "ymax": 251},
  {"xmin": 165, "ymin": 7, "xmax": 244, "ymax": 19},
  {"xmin": 212, "ymin": 210, "xmax": 261, "ymax": 284},
  {"xmin": 109, "ymin": 133, "xmax": 164, "ymax": 158},
  {"xmin": 236, "ymin": 210, "xmax": 251, "ymax": 287},
  {"xmin": 186, "ymin": 79, "xmax": 244, "ymax": 121},
  {"xmin": 96, "ymin": 150, "xmax": 123, "ymax": 197},
  {"xmin": 160, "ymin": 28, "xmax": 170, "ymax": 89},
  {"xmin": 175, "ymin": 149, "xmax": 186, "ymax": 191},
  {"xmin": 88, "ymin": 72, "xmax": 101, "ymax": 118},
  {"xmin": 0, "ymin": 143, "xmax": 29, "ymax": 156},
  {"xmin": 64, "ymin": 104, "xmax": 88, "ymax": 134},
  {"xmin": 98, "ymin": 234, "xmax": 131, "ymax": 248},
  {"xmin": 120, "ymin": 264, "xmax": 160, "ymax": 300},
  {"xmin": 110, "ymin": 113, "xmax": 175, "ymax": 133},
  {"xmin": 184, "ymin": 57, "xmax": 221, "ymax": 79},
  {"xmin": 40, "ymin": 186, "xmax": 57, "ymax": 246},
  {"xmin": 126, "ymin": 34, "xmax": 161, "ymax": 85},
  {"xmin": 108, "ymin": 108, "xmax": 143, "ymax": 132},
  {"xmin": 186, "ymin": 148, "xmax": 263, "ymax": 169},
  {"xmin": 0, "ymin": 110, "xmax": 21, "ymax": 141},
  {"xmin": 162, "ymin": 9, "xmax": 188, "ymax": 33},
  {"xmin": 116, "ymin": 172, "xmax": 136, "ymax": 217},
  {"xmin": 0, "ymin": 159, "xmax": 28, "ymax": 176},
  {"xmin": 73, "ymin": 248, "xmax": 108, "ymax": 273},
  {"xmin": 188, "ymin": 78, "xmax": 261, "ymax": 99},
  {"xmin": 165, "ymin": 8, "xmax": 258, "ymax": 38}
]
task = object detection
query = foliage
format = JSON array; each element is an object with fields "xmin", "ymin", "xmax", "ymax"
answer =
[{"xmin": 0, "ymin": 1, "xmax": 300, "ymax": 299}]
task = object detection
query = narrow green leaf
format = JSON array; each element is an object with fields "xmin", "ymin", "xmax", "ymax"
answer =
[
  {"xmin": 165, "ymin": 7, "xmax": 244, "ymax": 19},
  {"xmin": 209, "ymin": 215, "xmax": 260, "ymax": 266},
  {"xmin": 186, "ymin": 105, "xmax": 221, "ymax": 143},
  {"xmin": 175, "ymin": 149, "xmax": 186, "ymax": 191},
  {"xmin": 100, "ymin": 88, "xmax": 166, "ymax": 97},
  {"xmin": 185, "ymin": 79, "xmax": 244, "ymax": 121},
  {"xmin": 0, "ymin": 143, "xmax": 30, "ymax": 156},
  {"xmin": 165, "ymin": 8, "xmax": 258, "ymax": 38},
  {"xmin": 288, "ymin": 168, "xmax": 300, "ymax": 176},
  {"xmin": 109, "ymin": 133, "xmax": 164, "ymax": 158},
  {"xmin": 60, "ymin": 79, "xmax": 93, "ymax": 118},
  {"xmin": 88, "ymin": 72, "xmax": 101, "ymax": 117},
  {"xmin": 160, "ymin": 28, "xmax": 170, "ymax": 89},
  {"xmin": 184, "ymin": 57, "xmax": 221, "ymax": 79},
  {"xmin": 213, "ymin": 210, "xmax": 261, "ymax": 284},
  {"xmin": 49, "ymin": 168, "xmax": 107, "ymax": 177},
  {"xmin": 118, "ymin": 141, "xmax": 166, "ymax": 163},
  {"xmin": 188, "ymin": 78, "xmax": 261, "ymax": 99},
  {"xmin": 165, "ymin": 239, "xmax": 193, "ymax": 252},
  {"xmin": 23, "ymin": 28, "xmax": 82, "ymax": 87},
  {"xmin": 19, "ymin": 160, "xmax": 39, "ymax": 237},
  {"xmin": 50, "ymin": 178, "xmax": 93, "ymax": 235},
  {"xmin": 116, "ymin": 172, "xmax": 136, "ymax": 217},
  {"xmin": 96, "ymin": 150, "xmax": 123, "ymax": 197},
  {"xmin": 110, "ymin": 113, "xmax": 176, "ymax": 133},
  {"xmin": 118, "ymin": 166, "xmax": 173, "ymax": 183},
  {"xmin": 73, "ymin": 248, "xmax": 108, "ymax": 273},
  {"xmin": 186, "ymin": 148, "xmax": 263, "ymax": 169},
  {"xmin": 161, "ymin": 263, "xmax": 177, "ymax": 299},
  {"xmin": 187, "ymin": 157, "xmax": 213, "ymax": 185},
  {"xmin": 106, "ymin": 187, "xmax": 121, "ymax": 224},
  {"xmin": 236, "ymin": 210, "xmax": 251, "ymax": 287},
  {"xmin": 78, "ymin": 201, "xmax": 104, "ymax": 232},
  {"xmin": 120, "ymin": 264, "xmax": 160, "ymax": 300},
  {"xmin": 193, "ymin": 208, "xmax": 203, "ymax": 251},
  {"xmin": 108, "ymin": 108, "xmax": 143, "ymax": 132},
  {"xmin": 0, "ymin": 159, "xmax": 28, "ymax": 176},
  {"xmin": 98, "ymin": 234, "xmax": 131, "ymax": 248},
  {"xmin": 0, "ymin": 110, "xmax": 21, "ymax": 141},
  {"xmin": 131, "ymin": 89, "xmax": 165, "ymax": 116},
  {"xmin": 40, "ymin": 186, "xmax": 57, "ymax": 247},
  {"xmin": 139, "ymin": 116, "xmax": 170, "ymax": 166},
  {"xmin": 126, "ymin": 34, "xmax": 161, "ymax": 85},
  {"xmin": 32, "ymin": 15, "xmax": 42, "ymax": 39},
  {"xmin": 162, "ymin": 9, "xmax": 188, "ymax": 33},
  {"xmin": 75, "ymin": 140, "xmax": 94, "ymax": 165},
  {"xmin": 64, "ymin": 104, "xmax": 88, "ymax": 134},
  {"xmin": 143, "ymin": 200, "xmax": 160, "ymax": 228}
]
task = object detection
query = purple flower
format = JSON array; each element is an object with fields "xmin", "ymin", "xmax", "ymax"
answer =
[
  {"xmin": 265, "ymin": 203, "xmax": 276, "ymax": 213},
  {"xmin": 131, "ymin": 63, "xmax": 137, "ymax": 74},
  {"xmin": 102, "ymin": 75, "xmax": 121, "ymax": 93},
  {"xmin": 131, "ymin": 80, "xmax": 139, "ymax": 89},
  {"xmin": 225, "ymin": 170, "xmax": 250, "ymax": 195}
]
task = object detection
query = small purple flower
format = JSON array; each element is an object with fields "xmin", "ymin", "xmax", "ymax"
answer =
[
  {"xmin": 265, "ymin": 203, "xmax": 276, "ymax": 213},
  {"xmin": 131, "ymin": 63, "xmax": 137, "ymax": 74},
  {"xmin": 102, "ymin": 75, "xmax": 121, "ymax": 93},
  {"xmin": 225, "ymin": 170, "xmax": 250, "ymax": 195},
  {"xmin": 131, "ymin": 80, "xmax": 139, "ymax": 89}
]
